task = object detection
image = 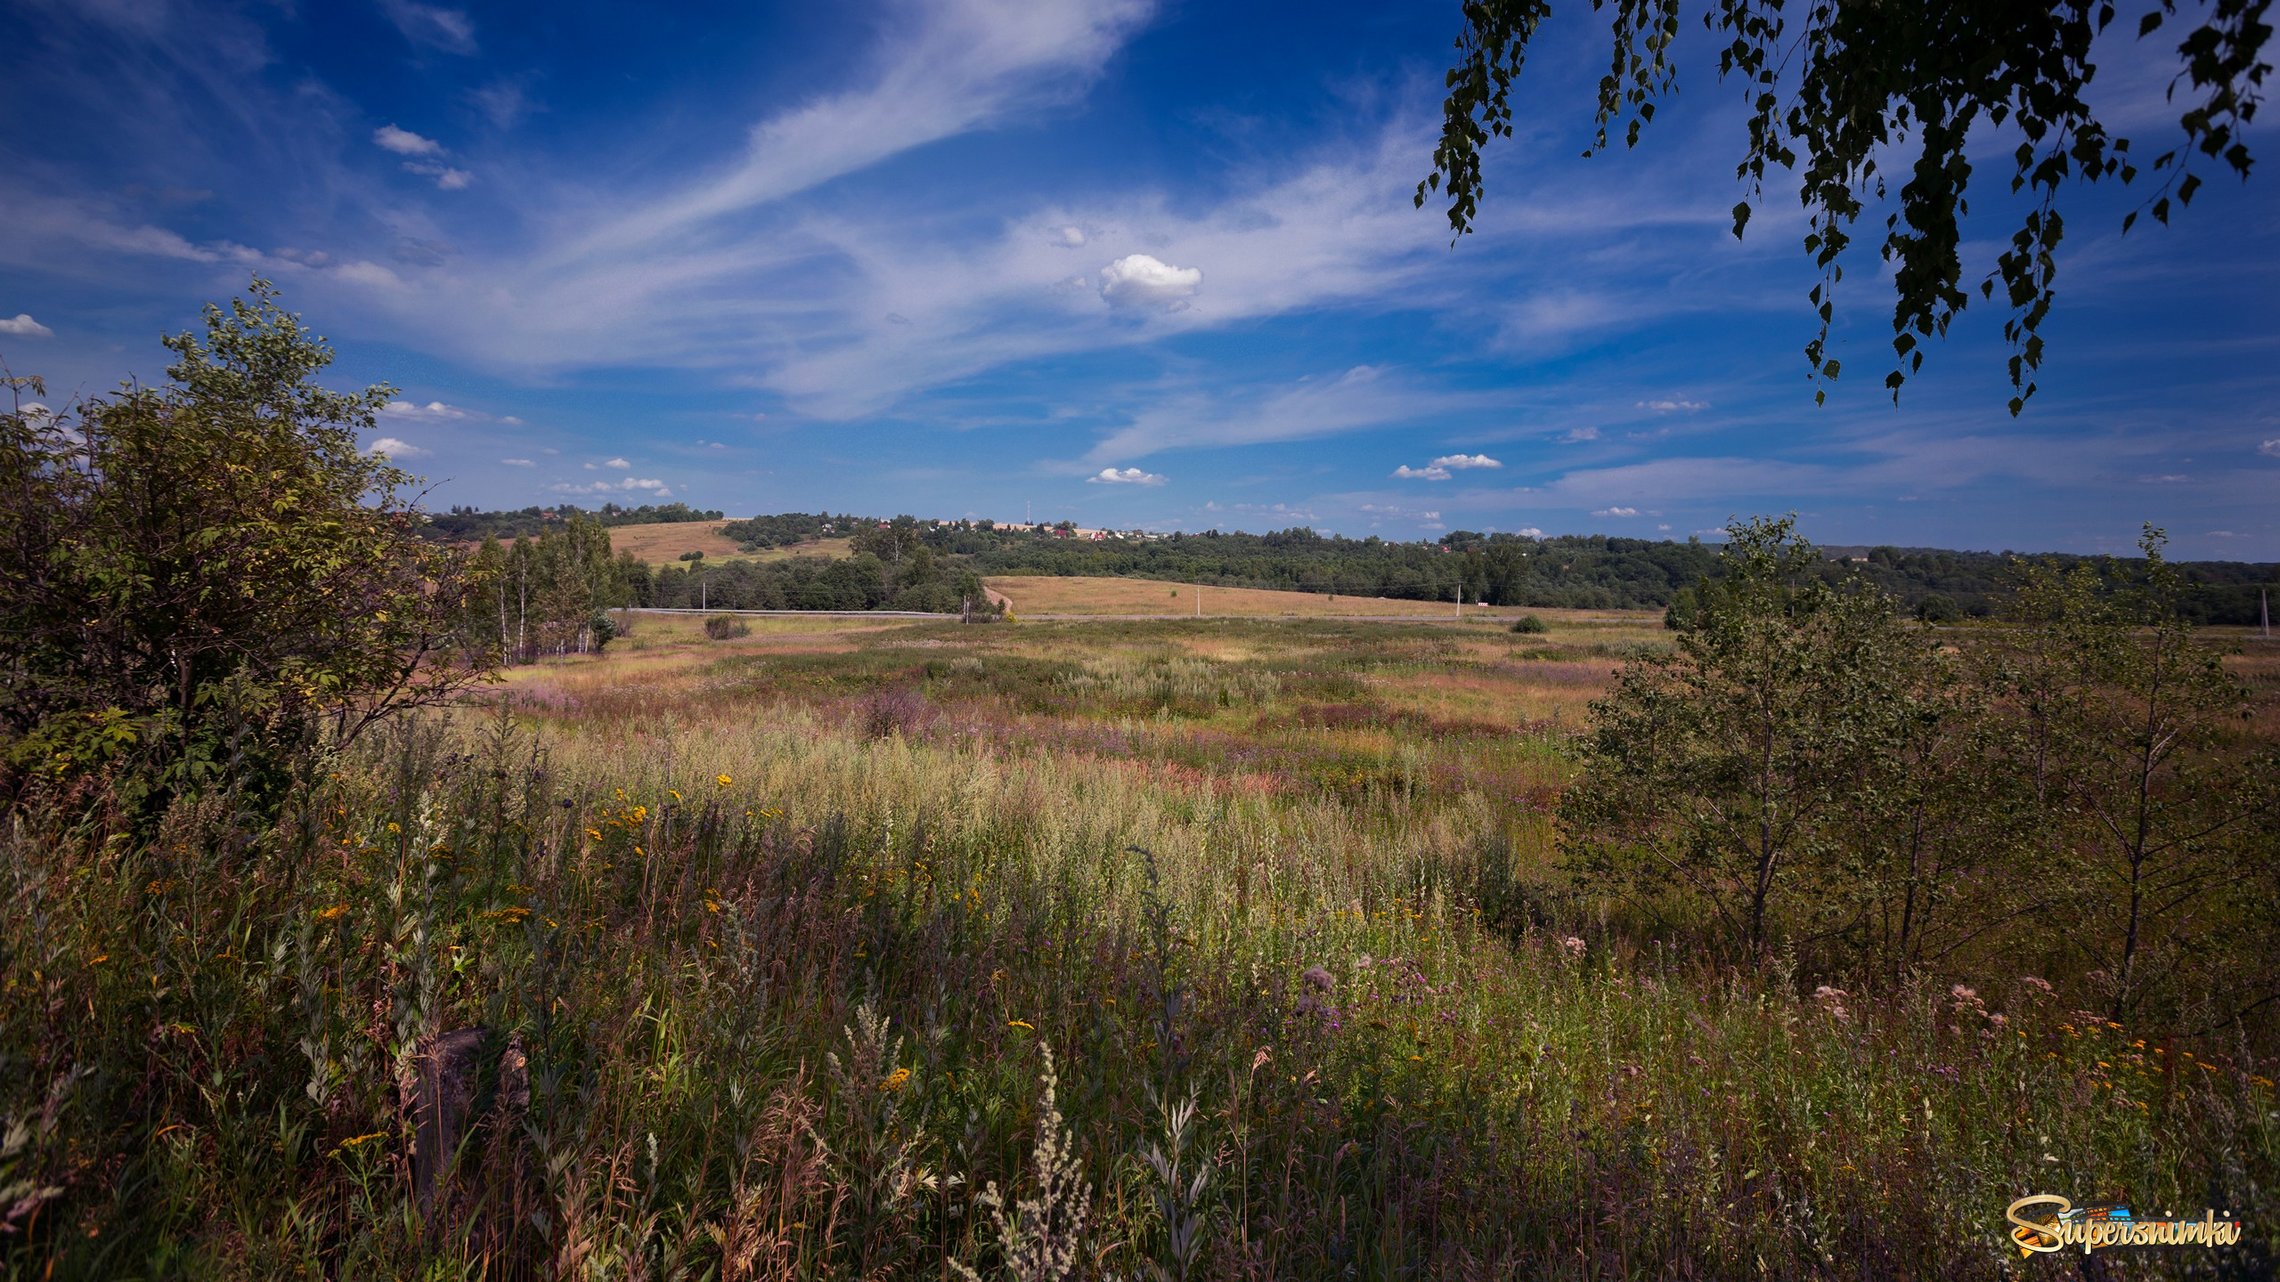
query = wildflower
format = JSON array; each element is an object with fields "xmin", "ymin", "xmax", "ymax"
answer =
[
  {"xmin": 715, "ymin": 773, "xmax": 733, "ymax": 787},
  {"xmin": 2020, "ymin": 976, "xmax": 2053, "ymax": 994},
  {"xmin": 880, "ymin": 1067, "xmax": 912, "ymax": 1093},
  {"xmin": 332, "ymin": 1131, "xmax": 388, "ymax": 1155},
  {"xmin": 88, "ymin": 953, "xmax": 109, "ymax": 966},
  {"xmin": 1559, "ymin": 936, "xmax": 1586, "ymax": 957},
  {"xmin": 668, "ymin": 788, "xmax": 682, "ymax": 802},
  {"xmin": 314, "ymin": 904, "xmax": 349, "ymax": 921},
  {"xmin": 1008, "ymin": 1019, "xmax": 1034, "ymax": 1032}
]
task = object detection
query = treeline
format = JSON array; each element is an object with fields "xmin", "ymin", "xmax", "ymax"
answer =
[
  {"xmin": 628, "ymin": 545, "xmax": 995, "ymax": 616},
  {"xmin": 434, "ymin": 507, "xmax": 2280, "ymax": 623},
  {"xmin": 426, "ymin": 502, "xmax": 725, "ymax": 542},
  {"xmin": 719, "ymin": 511, "xmax": 853, "ymax": 550}
]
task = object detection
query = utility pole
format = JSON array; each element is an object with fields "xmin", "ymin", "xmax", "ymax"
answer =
[
  {"xmin": 1194, "ymin": 583, "xmax": 1201, "ymax": 619},
  {"xmin": 2264, "ymin": 586, "xmax": 2271, "ymax": 639},
  {"xmin": 701, "ymin": 570, "xmax": 707, "ymax": 611}
]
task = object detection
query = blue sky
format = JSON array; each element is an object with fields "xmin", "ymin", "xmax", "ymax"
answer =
[{"xmin": 2, "ymin": 0, "xmax": 2274, "ymax": 557}]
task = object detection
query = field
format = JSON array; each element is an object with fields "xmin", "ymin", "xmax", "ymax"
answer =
[
  {"xmin": 985, "ymin": 575, "xmax": 1588, "ymax": 620},
  {"xmin": 605, "ymin": 520, "xmax": 853, "ymax": 566},
  {"xmin": 7, "ymin": 612, "xmax": 2275, "ymax": 1278}
]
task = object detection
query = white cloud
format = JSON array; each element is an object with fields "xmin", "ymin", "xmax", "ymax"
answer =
[
  {"xmin": 500, "ymin": 415, "xmax": 524, "ymax": 425},
  {"xmin": 2139, "ymin": 474, "xmax": 2189, "ymax": 484},
  {"xmin": 379, "ymin": 1, "xmax": 476, "ymax": 54},
  {"xmin": 333, "ymin": 260, "xmax": 406, "ymax": 290},
  {"xmin": 1657, "ymin": 523, "xmax": 1672, "ymax": 531},
  {"xmin": 2261, "ymin": 439, "xmax": 2280, "ymax": 458},
  {"xmin": 1592, "ymin": 506, "xmax": 1640, "ymax": 517},
  {"xmin": 501, "ymin": 457, "xmax": 535, "ymax": 467},
  {"xmin": 1430, "ymin": 453, "xmax": 1501, "ymax": 470},
  {"xmin": 1055, "ymin": 225, "xmax": 1086, "ymax": 247},
  {"xmin": 1514, "ymin": 526, "xmax": 1544, "ymax": 538},
  {"xmin": 381, "ymin": 399, "xmax": 472, "ymax": 420},
  {"xmin": 1088, "ymin": 466, "xmax": 1165, "ymax": 486},
  {"xmin": 602, "ymin": 456, "xmax": 631, "ymax": 469},
  {"xmin": 1393, "ymin": 464, "xmax": 1450, "ymax": 481},
  {"xmin": 368, "ymin": 436, "xmax": 427, "ymax": 458},
  {"xmin": 551, "ymin": 476, "xmax": 673, "ymax": 497},
  {"xmin": 1638, "ymin": 398, "xmax": 1708, "ymax": 413},
  {"xmin": 1098, "ymin": 253, "xmax": 1201, "ymax": 309},
  {"xmin": 0, "ymin": 313, "xmax": 53, "ymax": 338},
  {"xmin": 373, "ymin": 125, "xmax": 443, "ymax": 157},
  {"xmin": 1557, "ymin": 426, "xmax": 1600, "ymax": 443}
]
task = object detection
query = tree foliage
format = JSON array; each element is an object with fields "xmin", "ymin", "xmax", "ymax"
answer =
[
  {"xmin": 1563, "ymin": 517, "xmax": 2277, "ymax": 1026},
  {"xmin": 0, "ymin": 280, "xmax": 491, "ymax": 814},
  {"xmin": 1423, "ymin": 0, "xmax": 2273, "ymax": 412}
]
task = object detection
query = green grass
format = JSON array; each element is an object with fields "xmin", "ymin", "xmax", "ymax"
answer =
[{"xmin": 4, "ymin": 617, "xmax": 2273, "ymax": 1278}]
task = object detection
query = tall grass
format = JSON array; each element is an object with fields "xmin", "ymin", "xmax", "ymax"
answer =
[{"xmin": 4, "ymin": 619, "xmax": 2274, "ymax": 1278}]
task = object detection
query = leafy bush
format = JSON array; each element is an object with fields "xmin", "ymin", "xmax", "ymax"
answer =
[
  {"xmin": 703, "ymin": 614, "xmax": 751, "ymax": 640},
  {"xmin": 0, "ymin": 280, "xmax": 489, "ymax": 817},
  {"xmin": 1509, "ymin": 614, "xmax": 1549, "ymax": 634}
]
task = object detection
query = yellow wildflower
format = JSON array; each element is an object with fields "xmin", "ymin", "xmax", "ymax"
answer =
[
  {"xmin": 716, "ymin": 773, "xmax": 733, "ymax": 787},
  {"xmin": 1007, "ymin": 1019, "xmax": 1034, "ymax": 1032},
  {"xmin": 315, "ymin": 904, "xmax": 349, "ymax": 921},
  {"xmin": 880, "ymin": 1067, "xmax": 912, "ymax": 1093}
]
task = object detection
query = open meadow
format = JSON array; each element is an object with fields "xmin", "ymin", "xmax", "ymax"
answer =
[
  {"xmin": 10, "ymin": 604, "xmax": 2275, "ymax": 1278},
  {"xmin": 984, "ymin": 576, "xmax": 1588, "ymax": 621}
]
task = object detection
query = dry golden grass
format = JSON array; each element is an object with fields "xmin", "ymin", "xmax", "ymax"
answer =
[
  {"xmin": 986, "ymin": 574, "xmax": 1652, "ymax": 622},
  {"xmin": 606, "ymin": 521, "xmax": 854, "ymax": 566}
]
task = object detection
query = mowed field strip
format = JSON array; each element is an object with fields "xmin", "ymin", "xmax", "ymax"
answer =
[
  {"xmin": 986, "ymin": 574, "xmax": 1626, "ymax": 621},
  {"xmin": 606, "ymin": 520, "xmax": 853, "ymax": 566}
]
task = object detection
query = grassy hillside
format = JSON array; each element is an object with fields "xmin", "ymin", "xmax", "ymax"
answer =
[{"xmin": 607, "ymin": 520, "xmax": 854, "ymax": 567}]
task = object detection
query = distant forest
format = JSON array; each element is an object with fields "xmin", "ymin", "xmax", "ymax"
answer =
[
  {"xmin": 426, "ymin": 502, "xmax": 725, "ymax": 541},
  {"xmin": 427, "ymin": 509, "xmax": 2279, "ymax": 623}
]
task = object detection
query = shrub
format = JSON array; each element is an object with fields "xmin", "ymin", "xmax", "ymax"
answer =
[
  {"xmin": 1509, "ymin": 614, "xmax": 1549, "ymax": 634},
  {"xmin": 703, "ymin": 614, "xmax": 751, "ymax": 640},
  {"xmin": 678, "ymin": 549, "xmax": 705, "ymax": 562}
]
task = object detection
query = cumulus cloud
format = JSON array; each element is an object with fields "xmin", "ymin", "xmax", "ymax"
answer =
[
  {"xmin": 2262, "ymin": 439, "xmax": 2280, "ymax": 458},
  {"xmin": 367, "ymin": 436, "xmax": 427, "ymax": 458},
  {"xmin": 603, "ymin": 456, "xmax": 631, "ymax": 469},
  {"xmin": 1430, "ymin": 453, "xmax": 1501, "ymax": 470},
  {"xmin": 1088, "ymin": 466, "xmax": 1165, "ymax": 486},
  {"xmin": 1637, "ymin": 398, "xmax": 1708, "ymax": 412},
  {"xmin": 373, "ymin": 125, "xmax": 443, "ymax": 157},
  {"xmin": 380, "ymin": 0, "xmax": 476, "ymax": 54},
  {"xmin": 501, "ymin": 457, "xmax": 535, "ymax": 467},
  {"xmin": 382, "ymin": 399, "xmax": 472, "ymax": 420},
  {"xmin": 1099, "ymin": 253, "xmax": 1201, "ymax": 309},
  {"xmin": 1557, "ymin": 426, "xmax": 1599, "ymax": 443},
  {"xmin": 1055, "ymin": 225, "xmax": 1086, "ymax": 247},
  {"xmin": 1592, "ymin": 506, "xmax": 1640, "ymax": 517},
  {"xmin": 0, "ymin": 313, "xmax": 53, "ymax": 338},
  {"xmin": 1392, "ymin": 464, "xmax": 1450, "ymax": 481},
  {"xmin": 1513, "ymin": 526, "xmax": 1544, "ymax": 538},
  {"xmin": 415, "ymin": 165, "xmax": 473, "ymax": 191}
]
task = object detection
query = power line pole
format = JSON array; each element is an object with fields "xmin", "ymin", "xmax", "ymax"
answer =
[
  {"xmin": 2263, "ymin": 585, "xmax": 2271, "ymax": 639},
  {"xmin": 1194, "ymin": 582, "xmax": 1201, "ymax": 618}
]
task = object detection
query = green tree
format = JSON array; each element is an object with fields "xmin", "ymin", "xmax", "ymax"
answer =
[
  {"xmin": 1559, "ymin": 516, "xmax": 1943, "ymax": 960},
  {"xmin": 0, "ymin": 279, "xmax": 491, "ymax": 814},
  {"xmin": 1423, "ymin": 0, "xmax": 2271, "ymax": 412},
  {"xmin": 1989, "ymin": 528, "xmax": 2278, "ymax": 1020}
]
